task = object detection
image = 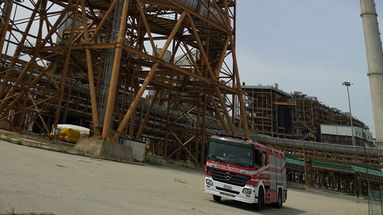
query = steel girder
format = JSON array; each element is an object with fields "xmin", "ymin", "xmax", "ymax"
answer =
[{"xmin": 0, "ymin": 0, "xmax": 249, "ymax": 164}]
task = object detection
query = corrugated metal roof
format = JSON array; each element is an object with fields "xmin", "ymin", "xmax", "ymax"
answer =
[{"xmin": 242, "ymin": 85, "xmax": 291, "ymax": 97}]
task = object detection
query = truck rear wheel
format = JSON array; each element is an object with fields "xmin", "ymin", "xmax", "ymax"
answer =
[
  {"xmin": 213, "ymin": 195, "xmax": 221, "ymax": 202},
  {"xmin": 275, "ymin": 190, "xmax": 283, "ymax": 208},
  {"xmin": 254, "ymin": 188, "xmax": 264, "ymax": 211}
]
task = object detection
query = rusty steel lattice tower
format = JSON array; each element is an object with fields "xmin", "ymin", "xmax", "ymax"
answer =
[{"xmin": 0, "ymin": 0, "xmax": 249, "ymax": 164}]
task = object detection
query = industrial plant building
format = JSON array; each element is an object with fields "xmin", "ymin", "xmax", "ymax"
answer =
[{"xmin": 243, "ymin": 84, "xmax": 374, "ymax": 147}]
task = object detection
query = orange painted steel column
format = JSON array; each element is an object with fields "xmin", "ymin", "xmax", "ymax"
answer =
[
  {"xmin": 231, "ymin": 37, "xmax": 249, "ymax": 138},
  {"xmin": 0, "ymin": 0, "xmax": 13, "ymax": 59},
  {"xmin": 80, "ymin": 0, "xmax": 100, "ymax": 135},
  {"xmin": 102, "ymin": 0, "xmax": 130, "ymax": 139}
]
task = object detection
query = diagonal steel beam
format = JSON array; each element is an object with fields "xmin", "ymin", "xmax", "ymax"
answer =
[
  {"xmin": 187, "ymin": 14, "xmax": 235, "ymax": 135},
  {"xmin": 135, "ymin": 90, "xmax": 160, "ymax": 139},
  {"xmin": 112, "ymin": 11, "xmax": 188, "ymax": 140},
  {"xmin": 168, "ymin": 129, "xmax": 198, "ymax": 164},
  {"xmin": 136, "ymin": 0, "xmax": 157, "ymax": 56}
]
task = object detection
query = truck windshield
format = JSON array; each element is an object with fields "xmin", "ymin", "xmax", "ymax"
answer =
[{"xmin": 208, "ymin": 140, "xmax": 253, "ymax": 168}]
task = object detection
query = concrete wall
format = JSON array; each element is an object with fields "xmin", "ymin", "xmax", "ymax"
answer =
[{"xmin": 320, "ymin": 124, "xmax": 373, "ymax": 143}]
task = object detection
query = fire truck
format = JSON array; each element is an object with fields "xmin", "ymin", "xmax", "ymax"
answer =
[{"xmin": 204, "ymin": 134, "xmax": 287, "ymax": 211}]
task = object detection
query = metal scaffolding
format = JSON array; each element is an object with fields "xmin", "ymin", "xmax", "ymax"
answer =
[
  {"xmin": 242, "ymin": 86, "xmax": 369, "ymax": 145},
  {"xmin": 292, "ymin": 92, "xmax": 368, "ymax": 144},
  {"xmin": 243, "ymin": 85, "xmax": 295, "ymax": 139},
  {"xmin": 0, "ymin": 0, "xmax": 249, "ymax": 164}
]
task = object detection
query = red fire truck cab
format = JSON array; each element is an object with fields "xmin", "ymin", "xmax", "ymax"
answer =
[{"xmin": 205, "ymin": 134, "xmax": 287, "ymax": 211}]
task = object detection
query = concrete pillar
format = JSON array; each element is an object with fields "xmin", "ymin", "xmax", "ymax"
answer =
[{"xmin": 360, "ymin": 0, "xmax": 383, "ymax": 147}]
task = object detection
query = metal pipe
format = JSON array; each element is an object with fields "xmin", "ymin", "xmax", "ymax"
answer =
[{"xmin": 360, "ymin": 0, "xmax": 383, "ymax": 147}]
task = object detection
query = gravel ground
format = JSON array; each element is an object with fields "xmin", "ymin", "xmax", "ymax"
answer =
[{"xmin": 0, "ymin": 140, "xmax": 367, "ymax": 215}]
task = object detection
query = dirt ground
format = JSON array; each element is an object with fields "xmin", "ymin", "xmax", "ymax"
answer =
[{"xmin": 0, "ymin": 140, "xmax": 367, "ymax": 215}]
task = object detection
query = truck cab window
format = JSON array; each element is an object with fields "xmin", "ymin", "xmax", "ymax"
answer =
[
  {"xmin": 254, "ymin": 150, "xmax": 262, "ymax": 166},
  {"xmin": 263, "ymin": 152, "xmax": 267, "ymax": 165}
]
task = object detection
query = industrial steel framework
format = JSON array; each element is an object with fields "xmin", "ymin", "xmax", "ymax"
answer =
[
  {"xmin": 0, "ymin": 0, "xmax": 249, "ymax": 164},
  {"xmin": 292, "ymin": 92, "xmax": 367, "ymax": 143},
  {"xmin": 243, "ymin": 85, "xmax": 295, "ymax": 139},
  {"xmin": 241, "ymin": 86, "xmax": 369, "ymax": 145}
]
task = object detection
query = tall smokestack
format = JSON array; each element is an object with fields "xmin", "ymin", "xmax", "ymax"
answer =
[{"xmin": 360, "ymin": 0, "xmax": 383, "ymax": 147}]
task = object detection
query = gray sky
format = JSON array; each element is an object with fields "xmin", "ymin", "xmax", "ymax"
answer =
[{"xmin": 236, "ymin": 0, "xmax": 383, "ymax": 136}]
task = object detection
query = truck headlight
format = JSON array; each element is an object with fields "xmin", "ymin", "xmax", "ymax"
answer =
[
  {"xmin": 206, "ymin": 179, "xmax": 213, "ymax": 186},
  {"xmin": 242, "ymin": 188, "xmax": 252, "ymax": 194}
]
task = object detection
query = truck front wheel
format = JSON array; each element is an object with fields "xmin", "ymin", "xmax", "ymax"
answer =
[
  {"xmin": 213, "ymin": 195, "xmax": 221, "ymax": 202},
  {"xmin": 254, "ymin": 188, "xmax": 264, "ymax": 211}
]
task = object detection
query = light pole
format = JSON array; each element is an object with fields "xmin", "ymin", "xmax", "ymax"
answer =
[{"xmin": 342, "ymin": 81, "xmax": 355, "ymax": 147}]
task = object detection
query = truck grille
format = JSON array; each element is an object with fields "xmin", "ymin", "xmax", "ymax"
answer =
[
  {"xmin": 209, "ymin": 168, "xmax": 250, "ymax": 187},
  {"xmin": 216, "ymin": 187, "xmax": 240, "ymax": 194}
]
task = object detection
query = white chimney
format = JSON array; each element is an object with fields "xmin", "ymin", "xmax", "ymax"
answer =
[{"xmin": 360, "ymin": 0, "xmax": 383, "ymax": 147}]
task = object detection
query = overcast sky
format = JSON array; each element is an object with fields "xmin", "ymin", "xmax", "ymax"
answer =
[{"xmin": 236, "ymin": 0, "xmax": 382, "ymax": 136}]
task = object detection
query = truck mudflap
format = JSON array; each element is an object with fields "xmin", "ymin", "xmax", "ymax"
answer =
[{"xmin": 204, "ymin": 176, "xmax": 258, "ymax": 204}]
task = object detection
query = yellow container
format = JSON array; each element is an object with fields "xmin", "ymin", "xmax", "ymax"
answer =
[{"xmin": 59, "ymin": 127, "xmax": 81, "ymax": 143}]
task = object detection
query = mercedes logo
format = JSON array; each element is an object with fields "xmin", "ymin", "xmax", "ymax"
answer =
[{"xmin": 225, "ymin": 172, "xmax": 231, "ymax": 181}]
